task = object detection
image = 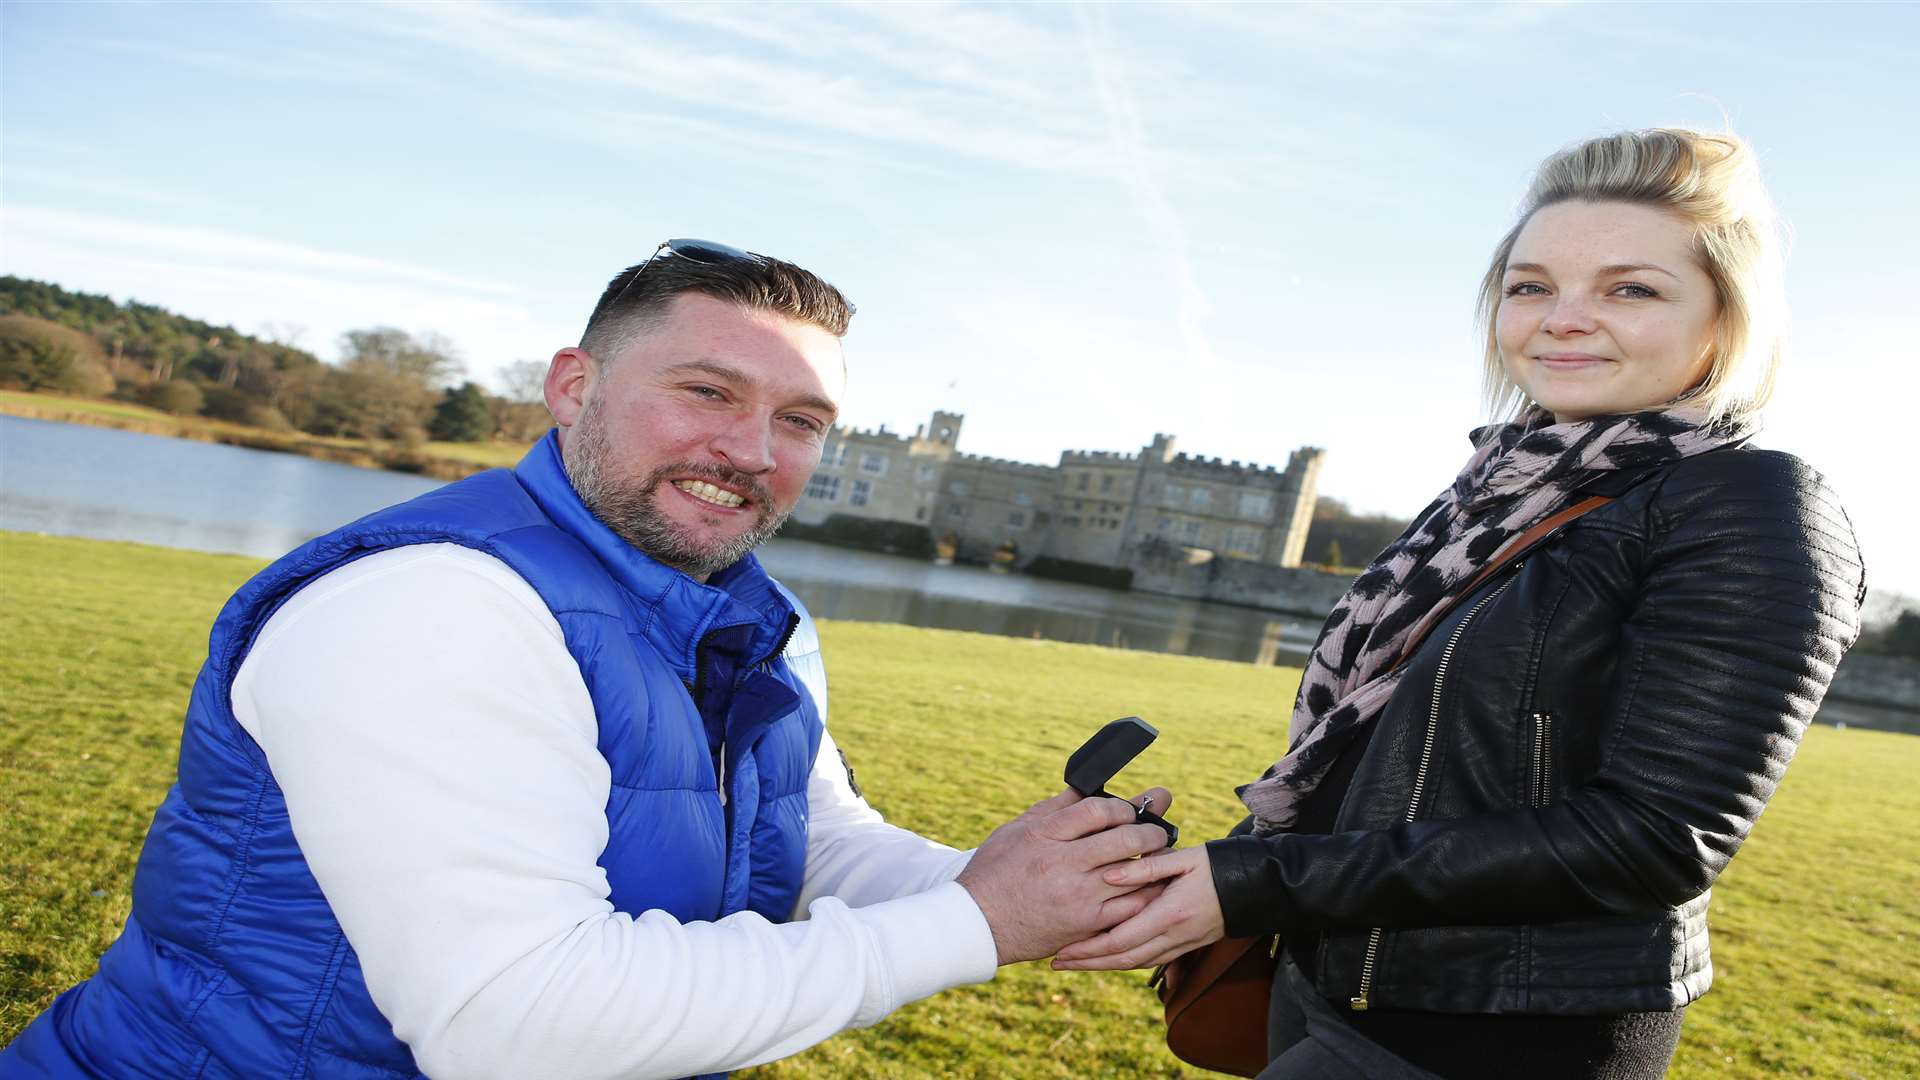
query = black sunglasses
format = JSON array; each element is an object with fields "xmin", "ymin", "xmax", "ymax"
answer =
[{"xmin": 605, "ymin": 237, "xmax": 760, "ymax": 311}]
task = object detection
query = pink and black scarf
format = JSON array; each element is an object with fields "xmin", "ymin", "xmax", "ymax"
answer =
[{"xmin": 1239, "ymin": 406, "xmax": 1755, "ymax": 835}]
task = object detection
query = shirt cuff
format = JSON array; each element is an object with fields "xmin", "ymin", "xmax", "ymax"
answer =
[{"xmin": 854, "ymin": 881, "xmax": 998, "ymax": 1018}]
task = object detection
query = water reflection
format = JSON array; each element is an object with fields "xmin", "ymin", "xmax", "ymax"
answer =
[
  {"xmin": 754, "ymin": 542, "xmax": 1318, "ymax": 666},
  {"xmin": 2, "ymin": 415, "xmax": 1322, "ymax": 666},
  {"xmin": 1, "ymin": 415, "xmax": 442, "ymax": 559}
]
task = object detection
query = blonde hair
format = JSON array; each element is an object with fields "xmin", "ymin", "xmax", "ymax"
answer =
[{"xmin": 1476, "ymin": 128, "xmax": 1787, "ymax": 425}]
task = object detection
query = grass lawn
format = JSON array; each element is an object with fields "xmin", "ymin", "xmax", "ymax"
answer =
[
  {"xmin": 2, "ymin": 531, "xmax": 1914, "ymax": 1077},
  {"xmin": 0, "ymin": 389, "xmax": 532, "ymax": 478}
]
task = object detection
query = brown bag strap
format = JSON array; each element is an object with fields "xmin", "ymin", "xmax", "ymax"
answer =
[{"xmin": 1390, "ymin": 494, "xmax": 1613, "ymax": 671}]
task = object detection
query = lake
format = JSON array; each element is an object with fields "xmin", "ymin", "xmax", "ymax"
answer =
[{"xmin": 0, "ymin": 416, "xmax": 1321, "ymax": 666}]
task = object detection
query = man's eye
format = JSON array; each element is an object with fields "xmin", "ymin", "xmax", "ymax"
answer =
[
  {"xmin": 782, "ymin": 414, "xmax": 824, "ymax": 434},
  {"xmin": 688, "ymin": 386, "xmax": 726, "ymax": 401}
]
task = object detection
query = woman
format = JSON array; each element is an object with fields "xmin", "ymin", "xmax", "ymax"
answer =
[{"xmin": 1053, "ymin": 128, "xmax": 1867, "ymax": 1079}]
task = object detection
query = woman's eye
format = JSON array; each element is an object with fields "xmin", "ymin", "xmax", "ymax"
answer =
[
  {"xmin": 1612, "ymin": 283, "xmax": 1658, "ymax": 299},
  {"xmin": 1504, "ymin": 282, "xmax": 1547, "ymax": 297}
]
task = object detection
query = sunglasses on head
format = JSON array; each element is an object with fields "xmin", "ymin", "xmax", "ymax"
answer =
[{"xmin": 605, "ymin": 237, "xmax": 760, "ymax": 310}]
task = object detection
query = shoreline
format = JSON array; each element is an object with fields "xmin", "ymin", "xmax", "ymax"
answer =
[{"xmin": 0, "ymin": 389, "xmax": 528, "ymax": 482}]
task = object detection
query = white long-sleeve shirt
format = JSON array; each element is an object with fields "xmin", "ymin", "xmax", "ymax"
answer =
[{"xmin": 228, "ymin": 543, "xmax": 997, "ymax": 1080}]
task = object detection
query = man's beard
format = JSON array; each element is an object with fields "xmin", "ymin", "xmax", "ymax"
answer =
[{"xmin": 563, "ymin": 396, "xmax": 791, "ymax": 579}]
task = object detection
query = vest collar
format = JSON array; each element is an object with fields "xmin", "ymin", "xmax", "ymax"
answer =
[{"xmin": 514, "ymin": 431, "xmax": 797, "ymax": 683}]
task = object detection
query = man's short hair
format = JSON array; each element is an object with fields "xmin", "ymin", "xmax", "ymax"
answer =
[{"xmin": 579, "ymin": 246, "xmax": 855, "ymax": 360}]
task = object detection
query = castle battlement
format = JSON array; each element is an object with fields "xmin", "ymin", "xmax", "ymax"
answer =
[
  {"xmin": 1060, "ymin": 448, "xmax": 1143, "ymax": 465},
  {"xmin": 834, "ymin": 424, "xmax": 910, "ymax": 445},
  {"xmin": 1164, "ymin": 453, "xmax": 1296, "ymax": 485},
  {"xmin": 796, "ymin": 407, "xmax": 1320, "ymax": 571},
  {"xmin": 951, "ymin": 452, "xmax": 1057, "ymax": 476}
]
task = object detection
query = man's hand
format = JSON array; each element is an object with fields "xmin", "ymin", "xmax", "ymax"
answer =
[
  {"xmin": 1049, "ymin": 844, "xmax": 1223, "ymax": 971},
  {"xmin": 954, "ymin": 786, "xmax": 1173, "ymax": 965}
]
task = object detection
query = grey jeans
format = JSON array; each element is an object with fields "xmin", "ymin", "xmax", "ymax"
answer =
[{"xmin": 1259, "ymin": 961, "xmax": 1444, "ymax": 1080}]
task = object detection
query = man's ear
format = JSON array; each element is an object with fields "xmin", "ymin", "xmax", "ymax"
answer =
[{"xmin": 545, "ymin": 347, "xmax": 597, "ymax": 429}]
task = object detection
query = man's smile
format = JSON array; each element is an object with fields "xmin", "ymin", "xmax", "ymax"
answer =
[{"xmin": 670, "ymin": 478, "xmax": 748, "ymax": 509}]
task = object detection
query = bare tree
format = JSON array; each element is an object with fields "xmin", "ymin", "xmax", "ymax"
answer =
[
  {"xmin": 491, "ymin": 358, "xmax": 553, "ymax": 442},
  {"xmin": 332, "ymin": 327, "xmax": 466, "ymax": 441},
  {"xmin": 496, "ymin": 358, "xmax": 548, "ymax": 404}
]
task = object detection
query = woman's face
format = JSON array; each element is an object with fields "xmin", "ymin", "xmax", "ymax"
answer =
[{"xmin": 1496, "ymin": 200, "xmax": 1720, "ymax": 424}]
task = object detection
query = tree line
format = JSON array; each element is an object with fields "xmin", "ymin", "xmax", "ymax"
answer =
[
  {"xmin": 1302, "ymin": 497, "xmax": 1407, "ymax": 573},
  {"xmin": 8, "ymin": 274, "xmax": 1914, "ymax": 658},
  {"xmin": 0, "ymin": 276, "xmax": 550, "ymax": 445}
]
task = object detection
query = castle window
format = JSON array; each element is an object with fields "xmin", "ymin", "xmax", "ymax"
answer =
[
  {"xmin": 1190, "ymin": 487, "xmax": 1212, "ymax": 510},
  {"xmin": 1239, "ymin": 491, "xmax": 1274, "ymax": 518},
  {"xmin": 1227, "ymin": 525, "xmax": 1263, "ymax": 557},
  {"xmin": 850, "ymin": 479, "xmax": 872, "ymax": 507},
  {"xmin": 804, "ymin": 474, "xmax": 841, "ymax": 501},
  {"xmin": 1100, "ymin": 474, "xmax": 1114, "ymax": 493},
  {"xmin": 860, "ymin": 452, "xmax": 888, "ymax": 476},
  {"xmin": 949, "ymin": 480, "xmax": 970, "ymax": 496},
  {"xmin": 1008, "ymin": 511, "xmax": 1028, "ymax": 530},
  {"xmin": 1014, "ymin": 491, "xmax": 1033, "ymax": 506},
  {"xmin": 1165, "ymin": 483, "xmax": 1185, "ymax": 505}
]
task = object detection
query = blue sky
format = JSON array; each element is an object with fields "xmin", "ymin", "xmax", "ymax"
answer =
[{"xmin": 3, "ymin": 1, "xmax": 1914, "ymax": 599}]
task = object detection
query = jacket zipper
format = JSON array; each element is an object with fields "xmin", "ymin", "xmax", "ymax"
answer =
[
  {"xmin": 757, "ymin": 612, "xmax": 802, "ymax": 672},
  {"xmin": 1531, "ymin": 711, "xmax": 1554, "ymax": 808},
  {"xmin": 1351, "ymin": 569, "xmax": 1521, "ymax": 1012},
  {"xmin": 707, "ymin": 612, "xmax": 804, "ymax": 805}
]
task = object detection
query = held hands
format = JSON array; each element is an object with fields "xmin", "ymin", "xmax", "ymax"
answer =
[
  {"xmin": 1050, "ymin": 844, "xmax": 1224, "ymax": 971},
  {"xmin": 954, "ymin": 787, "xmax": 1174, "ymax": 965}
]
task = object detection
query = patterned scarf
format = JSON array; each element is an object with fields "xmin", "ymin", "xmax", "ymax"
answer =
[{"xmin": 1239, "ymin": 406, "xmax": 1755, "ymax": 835}]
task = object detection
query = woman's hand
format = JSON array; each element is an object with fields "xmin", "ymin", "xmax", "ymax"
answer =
[{"xmin": 1049, "ymin": 844, "xmax": 1224, "ymax": 971}]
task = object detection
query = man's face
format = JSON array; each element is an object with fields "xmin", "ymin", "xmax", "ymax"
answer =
[{"xmin": 554, "ymin": 292, "xmax": 844, "ymax": 579}]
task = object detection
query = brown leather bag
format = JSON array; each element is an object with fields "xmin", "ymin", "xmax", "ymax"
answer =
[
  {"xmin": 1150, "ymin": 494, "xmax": 1614, "ymax": 1076},
  {"xmin": 1152, "ymin": 932, "xmax": 1280, "ymax": 1077}
]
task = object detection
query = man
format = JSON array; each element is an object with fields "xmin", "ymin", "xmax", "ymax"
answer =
[{"xmin": 2, "ymin": 241, "xmax": 1171, "ymax": 1079}]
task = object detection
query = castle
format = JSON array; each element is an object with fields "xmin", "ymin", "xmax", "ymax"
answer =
[{"xmin": 791, "ymin": 409, "xmax": 1323, "ymax": 574}]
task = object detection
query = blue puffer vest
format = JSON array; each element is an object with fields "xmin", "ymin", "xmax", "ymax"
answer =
[{"xmin": 3, "ymin": 432, "xmax": 824, "ymax": 1079}]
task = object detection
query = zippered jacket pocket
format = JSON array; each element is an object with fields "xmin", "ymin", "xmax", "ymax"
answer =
[{"xmin": 1529, "ymin": 710, "xmax": 1555, "ymax": 808}]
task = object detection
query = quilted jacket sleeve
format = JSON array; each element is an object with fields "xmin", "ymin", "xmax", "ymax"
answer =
[{"xmin": 1208, "ymin": 450, "xmax": 1868, "ymax": 936}]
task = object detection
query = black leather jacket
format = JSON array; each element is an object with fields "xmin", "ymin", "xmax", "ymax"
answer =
[{"xmin": 1208, "ymin": 446, "xmax": 1866, "ymax": 1015}]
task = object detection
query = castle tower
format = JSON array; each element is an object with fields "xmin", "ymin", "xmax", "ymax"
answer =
[
  {"xmin": 926, "ymin": 411, "xmax": 963, "ymax": 449},
  {"xmin": 1271, "ymin": 446, "xmax": 1325, "ymax": 567}
]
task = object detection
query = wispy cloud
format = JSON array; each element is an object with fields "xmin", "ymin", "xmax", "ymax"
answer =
[
  {"xmin": 2, "ymin": 206, "xmax": 525, "ymax": 296},
  {"xmin": 0, "ymin": 207, "xmax": 573, "ymax": 373},
  {"xmin": 281, "ymin": 1, "xmax": 1117, "ymax": 175},
  {"xmin": 1077, "ymin": 3, "xmax": 1216, "ymax": 374},
  {"xmin": 94, "ymin": 35, "xmax": 426, "ymax": 91},
  {"xmin": 1, "ymin": 167, "xmax": 227, "ymax": 215}
]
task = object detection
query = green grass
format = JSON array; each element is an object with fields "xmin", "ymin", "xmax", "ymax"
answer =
[
  {"xmin": 0, "ymin": 389, "xmax": 178, "ymax": 425},
  {"xmin": 419, "ymin": 439, "xmax": 530, "ymax": 468},
  {"xmin": 0, "ymin": 389, "xmax": 533, "ymax": 479},
  {"xmin": 2, "ymin": 531, "xmax": 1914, "ymax": 1078}
]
